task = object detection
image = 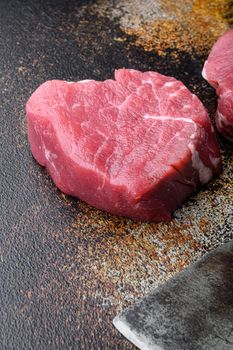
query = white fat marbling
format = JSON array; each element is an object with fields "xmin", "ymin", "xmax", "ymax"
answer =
[
  {"xmin": 144, "ymin": 115, "xmax": 196, "ymax": 125},
  {"xmin": 44, "ymin": 149, "xmax": 59, "ymax": 177},
  {"xmin": 210, "ymin": 154, "xmax": 221, "ymax": 168},
  {"xmin": 188, "ymin": 143, "xmax": 212, "ymax": 184},
  {"xmin": 202, "ymin": 61, "xmax": 208, "ymax": 80},
  {"xmin": 164, "ymin": 81, "xmax": 176, "ymax": 87},
  {"xmin": 216, "ymin": 111, "xmax": 232, "ymax": 127},
  {"xmin": 45, "ymin": 149, "xmax": 58, "ymax": 160}
]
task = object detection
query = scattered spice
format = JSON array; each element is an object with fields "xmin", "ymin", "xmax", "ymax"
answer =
[
  {"xmin": 124, "ymin": 0, "xmax": 230, "ymax": 56},
  {"xmin": 91, "ymin": 0, "xmax": 231, "ymax": 57}
]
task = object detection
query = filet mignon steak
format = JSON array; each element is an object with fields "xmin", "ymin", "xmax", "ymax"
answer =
[
  {"xmin": 202, "ymin": 29, "xmax": 233, "ymax": 142},
  {"xmin": 26, "ymin": 69, "xmax": 221, "ymax": 222}
]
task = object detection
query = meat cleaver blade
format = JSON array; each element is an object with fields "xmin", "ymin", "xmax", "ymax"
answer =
[{"xmin": 113, "ymin": 241, "xmax": 233, "ymax": 350}]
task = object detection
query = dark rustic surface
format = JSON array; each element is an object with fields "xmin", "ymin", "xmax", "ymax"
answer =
[{"xmin": 0, "ymin": 1, "xmax": 232, "ymax": 349}]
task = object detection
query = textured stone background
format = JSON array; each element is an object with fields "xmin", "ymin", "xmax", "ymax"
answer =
[{"xmin": 0, "ymin": 0, "xmax": 232, "ymax": 349}]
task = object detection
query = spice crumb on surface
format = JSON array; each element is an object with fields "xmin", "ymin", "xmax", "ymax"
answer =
[{"xmin": 91, "ymin": 0, "xmax": 231, "ymax": 57}]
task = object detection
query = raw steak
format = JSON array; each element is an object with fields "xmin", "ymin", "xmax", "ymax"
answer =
[
  {"xmin": 26, "ymin": 69, "xmax": 221, "ymax": 222},
  {"xmin": 202, "ymin": 29, "xmax": 233, "ymax": 142}
]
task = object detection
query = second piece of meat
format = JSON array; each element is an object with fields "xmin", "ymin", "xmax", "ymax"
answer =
[{"xmin": 202, "ymin": 29, "xmax": 233, "ymax": 142}]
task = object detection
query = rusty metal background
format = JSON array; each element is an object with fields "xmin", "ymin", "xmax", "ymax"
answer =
[{"xmin": 0, "ymin": 0, "xmax": 232, "ymax": 349}]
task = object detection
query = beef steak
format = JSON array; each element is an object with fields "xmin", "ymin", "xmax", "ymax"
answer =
[
  {"xmin": 26, "ymin": 69, "xmax": 221, "ymax": 222},
  {"xmin": 202, "ymin": 29, "xmax": 233, "ymax": 142}
]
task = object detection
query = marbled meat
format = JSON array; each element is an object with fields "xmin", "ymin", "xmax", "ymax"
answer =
[{"xmin": 26, "ymin": 69, "xmax": 221, "ymax": 222}]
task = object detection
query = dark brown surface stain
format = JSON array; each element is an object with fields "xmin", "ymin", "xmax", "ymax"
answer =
[{"xmin": 0, "ymin": 1, "xmax": 232, "ymax": 349}]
